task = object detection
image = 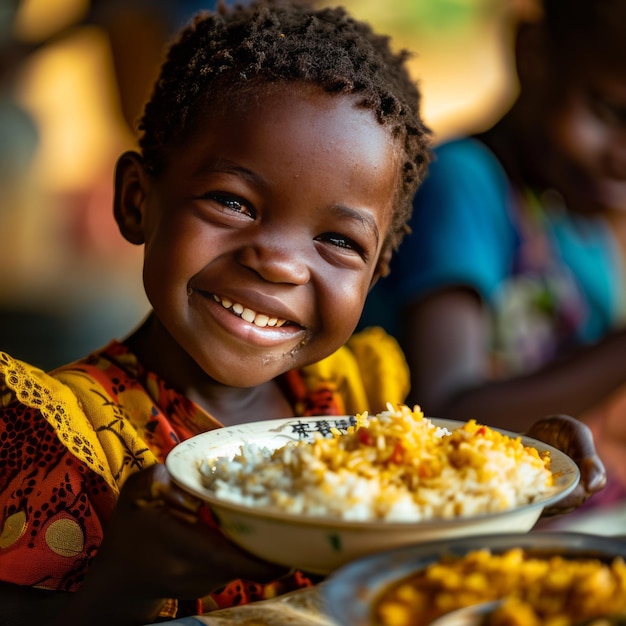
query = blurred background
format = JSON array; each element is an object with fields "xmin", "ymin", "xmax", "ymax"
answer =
[{"xmin": 0, "ymin": 0, "xmax": 532, "ymax": 369}]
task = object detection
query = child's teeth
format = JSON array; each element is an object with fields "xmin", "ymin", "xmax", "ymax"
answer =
[
  {"xmin": 214, "ymin": 294, "xmax": 286, "ymax": 328},
  {"xmin": 241, "ymin": 308, "xmax": 256, "ymax": 323},
  {"xmin": 254, "ymin": 314, "xmax": 269, "ymax": 327}
]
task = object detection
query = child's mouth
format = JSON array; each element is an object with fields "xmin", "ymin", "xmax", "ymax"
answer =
[{"xmin": 212, "ymin": 294, "xmax": 289, "ymax": 329}]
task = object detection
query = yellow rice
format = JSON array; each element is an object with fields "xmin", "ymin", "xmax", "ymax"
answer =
[{"xmin": 199, "ymin": 404, "xmax": 555, "ymax": 522}]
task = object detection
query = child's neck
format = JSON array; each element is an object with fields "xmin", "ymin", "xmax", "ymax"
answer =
[
  {"xmin": 190, "ymin": 382, "xmax": 294, "ymax": 427},
  {"xmin": 124, "ymin": 313, "xmax": 294, "ymax": 426}
]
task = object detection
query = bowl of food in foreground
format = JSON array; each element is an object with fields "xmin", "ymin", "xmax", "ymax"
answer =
[
  {"xmin": 322, "ymin": 531, "xmax": 626, "ymax": 626},
  {"xmin": 165, "ymin": 404, "xmax": 579, "ymax": 575}
]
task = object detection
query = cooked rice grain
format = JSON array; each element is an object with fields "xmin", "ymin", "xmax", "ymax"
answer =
[{"xmin": 199, "ymin": 404, "xmax": 554, "ymax": 522}]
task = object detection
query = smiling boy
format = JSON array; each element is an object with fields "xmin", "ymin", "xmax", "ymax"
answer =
[{"xmin": 118, "ymin": 84, "xmax": 400, "ymax": 415}]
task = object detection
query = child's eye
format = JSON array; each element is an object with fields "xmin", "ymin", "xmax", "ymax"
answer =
[
  {"xmin": 202, "ymin": 192, "xmax": 256, "ymax": 218},
  {"xmin": 316, "ymin": 232, "xmax": 367, "ymax": 260}
]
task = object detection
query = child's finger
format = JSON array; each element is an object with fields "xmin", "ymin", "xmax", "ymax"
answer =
[{"xmin": 129, "ymin": 463, "xmax": 203, "ymax": 522}]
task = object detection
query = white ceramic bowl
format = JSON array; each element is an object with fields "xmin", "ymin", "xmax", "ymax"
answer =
[{"xmin": 165, "ymin": 416, "xmax": 579, "ymax": 575}]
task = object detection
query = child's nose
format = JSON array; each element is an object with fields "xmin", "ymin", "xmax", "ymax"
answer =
[{"xmin": 236, "ymin": 238, "xmax": 311, "ymax": 285}]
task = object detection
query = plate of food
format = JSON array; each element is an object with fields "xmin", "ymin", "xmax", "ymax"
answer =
[
  {"xmin": 322, "ymin": 531, "xmax": 626, "ymax": 625},
  {"xmin": 165, "ymin": 404, "xmax": 579, "ymax": 574}
]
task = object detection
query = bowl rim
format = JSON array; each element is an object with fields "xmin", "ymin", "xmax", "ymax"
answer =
[{"xmin": 165, "ymin": 415, "xmax": 580, "ymax": 528}]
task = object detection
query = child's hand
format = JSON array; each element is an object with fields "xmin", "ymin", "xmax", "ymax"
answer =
[
  {"xmin": 526, "ymin": 414, "xmax": 607, "ymax": 516},
  {"xmin": 71, "ymin": 464, "xmax": 288, "ymax": 624}
]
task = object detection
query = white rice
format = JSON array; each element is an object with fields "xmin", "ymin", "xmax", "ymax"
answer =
[{"xmin": 198, "ymin": 404, "xmax": 555, "ymax": 522}]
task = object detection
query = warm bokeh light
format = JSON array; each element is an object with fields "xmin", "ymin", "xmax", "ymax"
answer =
[
  {"xmin": 318, "ymin": 0, "xmax": 519, "ymax": 140},
  {"xmin": 13, "ymin": 0, "xmax": 89, "ymax": 43},
  {"xmin": 17, "ymin": 27, "xmax": 132, "ymax": 192}
]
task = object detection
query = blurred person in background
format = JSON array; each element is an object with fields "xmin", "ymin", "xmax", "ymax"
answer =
[{"xmin": 359, "ymin": 0, "xmax": 626, "ymax": 506}]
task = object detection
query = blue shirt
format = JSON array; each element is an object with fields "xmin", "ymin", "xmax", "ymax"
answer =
[{"xmin": 359, "ymin": 137, "xmax": 624, "ymax": 374}]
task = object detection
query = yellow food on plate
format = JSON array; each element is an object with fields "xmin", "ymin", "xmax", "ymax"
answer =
[{"xmin": 375, "ymin": 547, "xmax": 626, "ymax": 626}]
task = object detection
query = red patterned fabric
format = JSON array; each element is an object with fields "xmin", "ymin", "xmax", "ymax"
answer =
[{"xmin": 0, "ymin": 336, "xmax": 402, "ymax": 617}]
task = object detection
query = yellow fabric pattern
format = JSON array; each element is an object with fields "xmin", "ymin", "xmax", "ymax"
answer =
[
  {"xmin": 0, "ymin": 351, "xmax": 158, "ymax": 495},
  {"xmin": 0, "ymin": 351, "xmax": 122, "ymax": 492},
  {"xmin": 54, "ymin": 367, "xmax": 160, "ymax": 490},
  {"xmin": 346, "ymin": 326, "xmax": 411, "ymax": 412}
]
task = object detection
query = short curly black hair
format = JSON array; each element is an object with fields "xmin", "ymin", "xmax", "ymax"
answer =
[{"xmin": 137, "ymin": 0, "xmax": 431, "ymax": 253}]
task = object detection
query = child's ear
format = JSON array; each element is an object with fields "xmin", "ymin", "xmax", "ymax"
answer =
[
  {"xmin": 114, "ymin": 150, "xmax": 149, "ymax": 245},
  {"xmin": 370, "ymin": 246, "xmax": 393, "ymax": 289}
]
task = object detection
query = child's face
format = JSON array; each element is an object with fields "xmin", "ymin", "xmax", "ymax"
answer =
[
  {"xmin": 538, "ymin": 47, "xmax": 626, "ymax": 215},
  {"xmin": 120, "ymin": 84, "xmax": 399, "ymax": 387}
]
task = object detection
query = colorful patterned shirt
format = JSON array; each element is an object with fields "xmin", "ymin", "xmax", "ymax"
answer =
[{"xmin": 0, "ymin": 327, "xmax": 408, "ymax": 618}]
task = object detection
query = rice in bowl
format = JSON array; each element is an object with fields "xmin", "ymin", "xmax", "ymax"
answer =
[{"xmin": 199, "ymin": 404, "xmax": 555, "ymax": 522}]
